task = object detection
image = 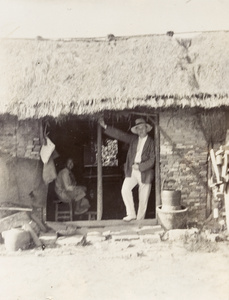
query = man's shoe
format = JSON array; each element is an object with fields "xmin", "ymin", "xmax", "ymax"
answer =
[{"xmin": 123, "ymin": 216, "xmax": 136, "ymax": 222}]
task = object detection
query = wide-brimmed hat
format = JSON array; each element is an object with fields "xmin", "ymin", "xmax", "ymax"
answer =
[{"xmin": 131, "ymin": 118, "xmax": 153, "ymax": 134}]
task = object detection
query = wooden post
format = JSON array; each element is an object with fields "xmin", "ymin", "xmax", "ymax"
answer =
[
  {"xmin": 97, "ymin": 123, "xmax": 103, "ymax": 220},
  {"xmin": 206, "ymin": 156, "xmax": 212, "ymax": 218},
  {"xmin": 154, "ymin": 114, "xmax": 161, "ymax": 209},
  {"xmin": 39, "ymin": 119, "xmax": 47, "ymax": 222},
  {"xmin": 224, "ymin": 183, "xmax": 229, "ymax": 233}
]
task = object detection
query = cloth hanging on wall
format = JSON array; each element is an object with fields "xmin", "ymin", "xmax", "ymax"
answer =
[
  {"xmin": 42, "ymin": 156, "xmax": 57, "ymax": 185},
  {"xmin": 40, "ymin": 137, "xmax": 55, "ymax": 164},
  {"xmin": 42, "ymin": 149, "xmax": 59, "ymax": 185}
]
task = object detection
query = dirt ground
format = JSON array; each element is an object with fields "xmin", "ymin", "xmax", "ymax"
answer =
[{"xmin": 0, "ymin": 231, "xmax": 229, "ymax": 300}]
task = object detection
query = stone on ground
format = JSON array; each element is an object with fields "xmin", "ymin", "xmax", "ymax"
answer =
[
  {"xmin": 56, "ymin": 235, "xmax": 84, "ymax": 246},
  {"xmin": 0, "ymin": 212, "xmax": 31, "ymax": 233}
]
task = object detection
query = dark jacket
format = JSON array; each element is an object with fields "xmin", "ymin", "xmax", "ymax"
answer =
[{"xmin": 105, "ymin": 126, "xmax": 155, "ymax": 184}]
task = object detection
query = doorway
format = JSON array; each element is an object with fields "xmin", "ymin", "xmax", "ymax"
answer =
[{"xmin": 44, "ymin": 112, "xmax": 159, "ymax": 221}]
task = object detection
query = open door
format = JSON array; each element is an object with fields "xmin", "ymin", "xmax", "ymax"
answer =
[
  {"xmin": 45, "ymin": 112, "xmax": 160, "ymax": 223},
  {"xmin": 99, "ymin": 112, "xmax": 159, "ymax": 220}
]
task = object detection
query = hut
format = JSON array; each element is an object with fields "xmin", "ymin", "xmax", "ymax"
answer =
[{"xmin": 0, "ymin": 31, "xmax": 229, "ymax": 226}]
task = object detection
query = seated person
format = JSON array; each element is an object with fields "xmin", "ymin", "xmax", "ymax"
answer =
[{"xmin": 55, "ymin": 158, "xmax": 90, "ymax": 215}]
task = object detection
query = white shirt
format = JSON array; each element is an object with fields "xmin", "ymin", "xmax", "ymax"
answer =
[{"xmin": 134, "ymin": 135, "xmax": 148, "ymax": 163}]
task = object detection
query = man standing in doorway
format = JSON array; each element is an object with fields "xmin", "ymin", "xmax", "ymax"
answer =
[{"xmin": 99, "ymin": 117, "xmax": 155, "ymax": 221}]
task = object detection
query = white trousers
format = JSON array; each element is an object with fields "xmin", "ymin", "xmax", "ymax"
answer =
[{"xmin": 121, "ymin": 169, "xmax": 152, "ymax": 220}]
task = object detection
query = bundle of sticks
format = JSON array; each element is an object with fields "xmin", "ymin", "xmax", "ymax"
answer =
[{"xmin": 209, "ymin": 144, "xmax": 229, "ymax": 231}]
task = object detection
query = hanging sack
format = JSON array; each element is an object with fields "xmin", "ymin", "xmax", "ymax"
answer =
[
  {"xmin": 40, "ymin": 137, "xmax": 55, "ymax": 164},
  {"xmin": 42, "ymin": 156, "xmax": 57, "ymax": 184}
]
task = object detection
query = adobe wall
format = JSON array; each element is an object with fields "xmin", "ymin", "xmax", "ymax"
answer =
[
  {"xmin": 0, "ymin": 111, "xmax": 212, "ymax": 223},
  {"xmin": 0, "ymin": 115, "xmax": 41, "ymax": 159},
  {"xmin": 159, "ymin": 110, "xmax": 208, "ymax": 223},
  {"xmin": 0, "ymin": 116, "xmax": 47, "ymax": 208}
]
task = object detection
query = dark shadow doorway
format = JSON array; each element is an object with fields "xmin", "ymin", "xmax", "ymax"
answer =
[{"xmin": 45, "ymin": 112, "xmax": 157, "ymax": 221}]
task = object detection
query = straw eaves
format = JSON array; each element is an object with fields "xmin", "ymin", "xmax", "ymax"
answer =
[{"xmin": 0, "ymin": 32, "xmax": 228, "ymax": 119}]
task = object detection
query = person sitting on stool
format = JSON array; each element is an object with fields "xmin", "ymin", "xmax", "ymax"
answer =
[{"xmin": 55, "ymin": 158, "xmax": 90, "ymax": 215}]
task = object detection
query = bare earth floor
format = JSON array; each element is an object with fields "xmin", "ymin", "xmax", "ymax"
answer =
[{"xmin": 0, "ymin": 239, "xmax": 229, "ymax": 300}]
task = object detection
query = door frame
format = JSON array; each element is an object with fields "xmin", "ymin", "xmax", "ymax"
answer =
[{"xmin": 96, "ymin": 111, "xmax": 161, "ymax": 221}]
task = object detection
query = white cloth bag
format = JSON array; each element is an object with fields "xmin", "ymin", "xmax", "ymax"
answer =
[{"xmin": 40, "ymin": 137, "xmax": 55, "ymax": 164}]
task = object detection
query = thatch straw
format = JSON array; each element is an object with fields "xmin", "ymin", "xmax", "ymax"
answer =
[
  {"xmin": 0, "ymin": 32, "xmax": 228, "ymax": 119},
  {"xmin": 189, "ymin": 32, "xmax": 229, "ymax": 94}
]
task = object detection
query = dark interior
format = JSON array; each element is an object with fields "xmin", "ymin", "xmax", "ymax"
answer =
[{"xmin": 46, "ymin": 114, "xmax": 156, "ymax": 221}]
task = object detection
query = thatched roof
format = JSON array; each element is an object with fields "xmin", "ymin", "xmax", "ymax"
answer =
[{"xmin": 0, "ymin": 31, "xmax": 229, "ymax": 119}]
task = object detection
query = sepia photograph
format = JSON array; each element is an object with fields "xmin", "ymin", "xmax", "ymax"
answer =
[{"xmin": 0, "ymin": 0, "xmax": 229, "ymax": 299}]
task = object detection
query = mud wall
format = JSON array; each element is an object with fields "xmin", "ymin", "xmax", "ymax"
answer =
[
  {"xmin": 159, "ymin": 110, "xmax": 208, "ymax": 223},
  {"xmin": 0, "ymin": 116, "xmax": 47, "ymax": 207}
]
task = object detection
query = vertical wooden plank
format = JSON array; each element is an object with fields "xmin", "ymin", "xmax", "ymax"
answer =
[
  {"xmin": 155, "ymin": 114, "xmax": 161, "ymax": 210},
  {"xmin": 39, "ymin": 119, "xmax": 47, "ymax": 222},
  {"xmin": 97, "ymin": 123, "xmax": 103, "ymax": 220},
  {"xmin": 206, "ymin": 156, "xmax": 212, "ymax": 218},
  {"xmin": 224, "ymin": 184, "xmax": 229, "ymax": 233}
]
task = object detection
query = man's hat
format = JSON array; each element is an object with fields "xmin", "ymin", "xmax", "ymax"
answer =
[{"xmin": 131, "ymin": 118, "xmax": 153, "ymax": 134}]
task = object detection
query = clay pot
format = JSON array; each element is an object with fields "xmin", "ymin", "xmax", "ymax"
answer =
[
  {"xmin": 156, "ymin": 205, "xmax": 188, "ymax": 230},
  {"xmin": 161, "ymin": 190, "xmax": 182, "ymax": 211},
  {"xmin": 161, "ymin": 179, "xmax": 181, "ymax": 211},
  {"xmin": 2, "ymin": 228, "xmax": 31, "ymax": 251}
]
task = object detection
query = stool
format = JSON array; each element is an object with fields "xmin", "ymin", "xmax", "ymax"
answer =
[
  {"xmin": 86, "ymin": 211, "xmax": 97, "ymax": 220},
  {"xmin": 54, "ymin": 200, "xmax": 73, "ymax": 222}
]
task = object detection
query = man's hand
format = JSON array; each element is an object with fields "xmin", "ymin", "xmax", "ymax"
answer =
[
  {"xmin": 132, "ymin": 163, "xmax": 139, "ymax": 170},
  {"xmin": 98, "ymin": 117, "xmax": 107, "ymax": 129},
  {"xmin": 66, "ymin": 186, "xmax": 74, "ymax": 192}
]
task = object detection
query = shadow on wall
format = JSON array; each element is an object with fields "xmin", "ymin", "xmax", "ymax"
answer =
[{"xmin": 0, "ymin": 154, "xmax": 48, "ymax": 208}]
